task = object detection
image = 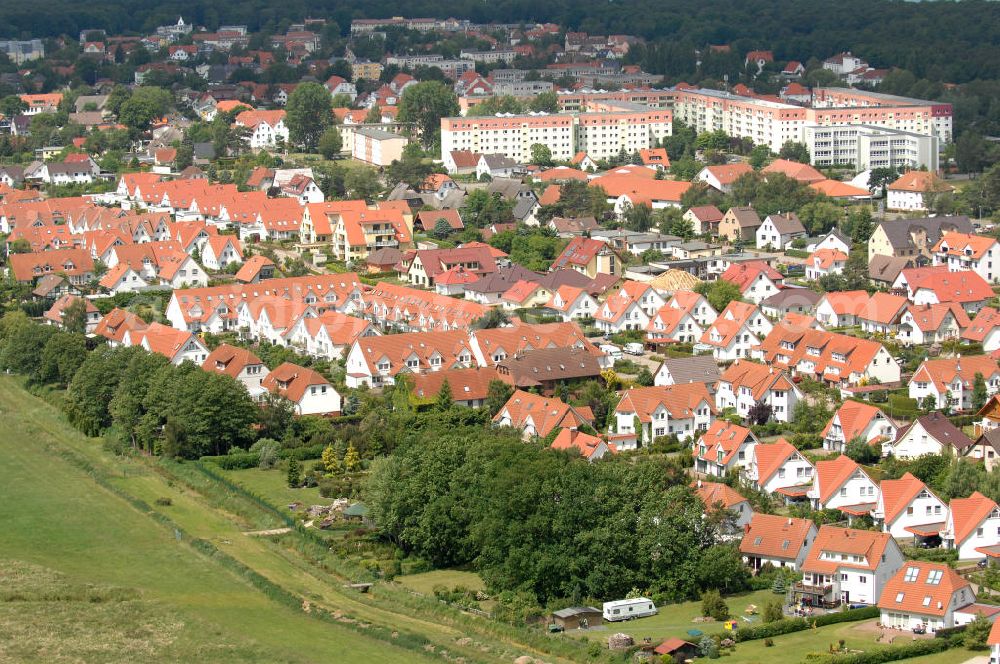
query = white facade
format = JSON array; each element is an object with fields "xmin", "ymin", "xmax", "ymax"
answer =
[
  {"xmin": 294, "ymin": 383, "xmax": 342, "ymax": 416},
  {"xmin": 875, "ymin": 488, "xmax": 947, "ymax": 538},
  {"xmin": 715, "ymin": 376, "xmax": 802, "ymax": 424}
]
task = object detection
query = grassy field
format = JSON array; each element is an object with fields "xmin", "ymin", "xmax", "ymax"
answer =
[
  {"xmin": 0, "ymin": 378, "xmax": 435, "ymax": 663},
  {"xmin": 396, "ymin": 570, "xmax": 486, "ymax": 596},
  {"xmin": 223, "ymin": 464, "xmax": 325, "ymax": 508}
]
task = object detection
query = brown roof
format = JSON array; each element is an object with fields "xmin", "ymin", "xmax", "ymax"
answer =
[
  {"xmin": 261, "ymin": 362, "xmax": 332, "ymax": 403},
  {"xmin": 410, "ymin": 367, "xmax": 505, "ymax": 403},
  {"xmin": 495, "ymin": 346, "xmax": 603, "ymax": 388}
]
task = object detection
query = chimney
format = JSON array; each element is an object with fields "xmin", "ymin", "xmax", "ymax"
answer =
[
  {"xmin": 787, "ymin": 518, "xmax": 792, "ymax": 526},
  {"xmin": 697, "ymin": 479, "xmax": 702, "ymax": 488}
]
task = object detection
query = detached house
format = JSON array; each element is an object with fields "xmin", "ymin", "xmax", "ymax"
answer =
[
  {"xmin": 262, "ymin": 362, "xmax": 341, "ymax": 415},
  {"xmin": 202, "ymin": 343, "xmax": 268, "ymax": 397},
  {"xmin": 963, "ymin": 307, "xmax": 1000, "ymax": 352},
  {"xmin": 796, "ymin": 527, "xmax": 904, "ymax": 608},
  {"xmin": 683, "ymin": 205, "xmax": 724, "ymax": 236},
  {"xmin": 693, "ymin": 420, "xmax": 759, "ymax": 477},
  {"xmin": 897, "ymin": 302, "xmax": 970, "ymax": 346},
  {"xmin": 654, "ymin": 355, "xmax": 721, "ymax": 389},
  {"xmin": 821, "ymin": 400, "xmax": 899, "ymax": 453},
  {"xmin": 493, "ymin": 390, "xmax": 594, "ymax": 440},
  {"xmin": 805, "ymin": 249, "xmax": 848, "ymax": 280},
  {"xmin": 887, "ymin": 171, "xmax": 954, "ymax": 212},
  {"xmin": 933, "ymin": 232, "xmax": 1000, "ymax": 284},
  {"xmin": 697, "ymin": 163, "xmax": 753, "ymax": 194},
  {"xmin": 124, "ymin": 322, "xmax": 209, "ymax": 365},
  {"xmin": 646, "ymin": 305, "xmax": 703, "ymax": 344},
  {"xmin": 808, "ymin": 455, "xmax": 879, "ymax": 512},
  {"xmin": 942, "ymin": 492, "xmax": 1000, "ymax": 560},
  {"xmin": 909, "ymin": 355, "xmax": 1000, "ymax": 411},
  {"xmin": 756, "ymin": 213, "xmax": 806, "ymax": 250},
  {"xmin": 719, "ymin": 260, "xmax": 784, "ymax": 304},
  {"xmin": 873, "ymin": 472, "xmax": 947, "ymax": 539},
  {"xmin": 878, "ymin": 562, "xmax": 974, "ymax": 631},
  {"xmin": 815, "ymin": 290, "xmax": 870, "ymax": 328},
  {"xmin": 740, "ymin": 513, "xmax": 817, "ymax": 572},
  {"xmin": 234, "ymin": 109, "xmax": 289, "ymax": 149},
  {"xmin": 886, "ymin": 412, "xmax": 974, "ymax": 460},
  {"xmin": 715, "ymin": 360, "xmax": 801, "ymax": 423},
  {"xmin": 747, "ymin": 439, "xmax": 815, "ymax": 497},
  {"xmin": 717, "ymin": 206, "xmax": 762, "ymax": 243},
  {"xmin": 545, "ymin": 285, "xmax": 598, "ymax": 321},
  {"xmin": 550, "ymin": 236, "xmax": 623, "ymax": 278},
  {"xmin": 868, "ymin": 216, "xmax": 974, "ymax": 263},
  {"xmin": 551, "ymin": 428, "xmax": 616, "ymax": 461},
  {"xmin": 694, "ymin": 480, "xmax": 753, "ymax": 534},
  {"xmin": 610, "ymin": 383, "xmax": 715, "ymax": 448},
  {"xmin": 698, "ymin": 301, "xmax": 773, "ymax": 361},
  {"xmin": 201, "ymin": 235, "xmax": 243, "ymax": 271},
  {"xmin": 893, "ymin": 265, "xmax": 992, "ymax": 315}
]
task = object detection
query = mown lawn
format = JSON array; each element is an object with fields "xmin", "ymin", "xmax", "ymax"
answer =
[
  {"xmin": 0, "ymin": 377, "xmax": 433, "ymax": 664},
  {"xmin": 396, "ymin": 570, "xmax": 487, "ymax": 596},
  {"xmin": 221, "ymin": 463, "xmax": 325, "ymax": 508}
]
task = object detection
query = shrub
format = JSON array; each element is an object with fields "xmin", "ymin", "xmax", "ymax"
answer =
[
  {"xmin": 732, "ymin": 606, "xmax": 878, "ymax": 642},
  {"xmin": 154, "ymin": 496, "xmax": 172, "ymax": 506},
  {"xmin": 201, "ymin": 452, "xmax": 261, "ymax": 470},
  {"xmin": 762, "ymin": 599, "xmax": 783, "ymax": 623},
  {"xmin": 764, "ymin": 638, "xmax": 774, "ymax": 647},
  {"xmin": 810, "ymin": 637, "xmax": 952, "ymax": 663},
  {"xmin": 701, "ymin": 589, "xmax": 730, "ymax": 621}
]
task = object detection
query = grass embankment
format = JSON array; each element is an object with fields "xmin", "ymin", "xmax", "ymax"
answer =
[
  {"xmin": 0, "ymin": 377, "xmax": 590, "ymax": 664},
  {"xmin": 0, "ymin": 378, "xmax": 422, "ymax": 663}
]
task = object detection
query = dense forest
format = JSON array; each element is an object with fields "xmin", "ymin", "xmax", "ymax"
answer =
[{"xmin": 1, "ymin": 0, "xmax": 998, "ymax": 87}]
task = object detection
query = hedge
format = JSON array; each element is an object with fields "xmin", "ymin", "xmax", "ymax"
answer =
[
  {"xmin": 201, "ymin": 452, "xmax": 261, "ymax": 470},
  {"xmin": 733, "ymin": 605, "xmax": 879, "ymax": 642},
  {"xmin": 812, "ymin": 636, "xmax": 953, "ymax": 664}
]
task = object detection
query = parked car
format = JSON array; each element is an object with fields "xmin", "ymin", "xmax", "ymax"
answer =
[{"xmin": 623, "ymin": 342, "xmax": 644, "ymax": 356}]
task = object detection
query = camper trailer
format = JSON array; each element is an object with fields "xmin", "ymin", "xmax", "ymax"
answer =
[{"xmin": 602, "ymin": 598, "xmax": 658, "ymax": 622}]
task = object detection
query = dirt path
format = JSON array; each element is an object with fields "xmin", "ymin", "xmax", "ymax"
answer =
[{"xmin": 243, "ymin": 527, "xmax": 293, "ymax": 536}]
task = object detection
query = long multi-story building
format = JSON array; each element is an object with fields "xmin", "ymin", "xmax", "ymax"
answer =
[
  {"xmin": 670, "ymin": 86, "xmax": 952, "ymax": 158},
  {"xmin": 803, "ymin": 125, "xmax": 939, "ymax": 171},
  {"xmin": 441, "ymin": 102, "xmax": 672, "ymax": 163}
]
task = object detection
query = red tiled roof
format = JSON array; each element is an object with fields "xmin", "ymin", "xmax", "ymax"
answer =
[
  {"xmin": 802, "ymin": 526, "xmax": 894, "ymax": 574},
  {"xmin": 949, "ymin": 491, "xmax": 999, "ymax": 547},
  {"xmin": 739, "ymin": 513, "xmax": 814, "ymax": 560},
  {"xmin": 878, "ymin": 561, "xmax": 970, "ymax": 617},
  {"xmin": 880, "ymin": 472, "xmax": 938, "ymax": 525}
]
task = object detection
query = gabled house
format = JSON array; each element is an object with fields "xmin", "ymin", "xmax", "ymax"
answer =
[
  {"xmin": 756, "ymin": 213, "xmax": 806, "ymax": 250},
  {"xmin": 740, "ymin": 513, "xmax": 816, "ymax": 571},
  {"xmin": 887, "ymin": 171, "xmax": 954, "ymax": 212},
  {"xmin": 610, "ymin": 383, "xmax": 715, "ymax": 448},
  {"xmin": 815, "ymin": 290, "xmax": 870, "ymax": 328},
  {"xmin": 747, "ymin": 439, "xmax": 815, "ymax": 498},
  {"xmin": 654, "ymin": 355, "xmax": 721, "ymax": 389},
  {"xmin": 409, "ymin": 367, "xmax": 503, "ymax": 409},
  {"xmin": 873, "ymin": 472, "xmax": 947, "ymax": 539},
  {"xmin": 897, "ymin": 302, "xmax": 970, "ymax": 346},
  {"xmin": 663, "ymin": 290, "xmax": 718, "ymax": 328},
  {"xmin": 698, "ymin": 301, "xmax": 773, "ymax": 361},
  {"xmin": 754, "ymin": 324, "xmax": 900, "ymax": 386},
  {"xmin": 821, "ymin": 400, "xmax": 898, "ymax": 453},
  {"xmin": 697, "ymin": 163, "xmax": 753, "ymax": 194},
  {"xmin": 941, "ymin": 492, "xmax": 1000, "ymax": 560},
  {"xmin": 550, "ymin": 236, "xmax": 623, "ymax": 278},
  {"xmin": 962, "ymin": 307, "xmax": 1000, "ymax": 352},
  {"xmin": 42, "ymin": 294, "xmax": 100, "ymax": 333},
  {"xmin": 808, "ymin": 455, "xmax": 879, "ymax": 512},
  {"xmin": 717, "ymin": 206, "xmax": 762, "ymax": 242},
  {"xmin": 646, "ymin": 305, "xmax": 703, "ymax": 344},
  {"xmin": 805, "ymin": 249, "xmax": 848, "ymax": 280},
  {"xmin": 909, "ymin": 355, "xmax": 1000, "ymax": 411},
  {"xmin": 693, "ymin": 420, "xmax": 759, "ymax": 477},
  {"xmin": 715, "ymin": 360, "xmax": 801, "ymax": 423},
  {"xmin": 683, "ymin": 205, "xmax": 724, "ymax": 236},
  {"xmin": 202, "ymin": 343, "xmax": 268, "ymax": 397},
  {"xmin": 857, "ymin": 292, "xmax": 909, "ymax": 336},
  {"xmin": 893, "ymin": 265, "xmax": 992, "ymax": 315},
  {"xmin": 878, "ymin": 562, "xmax": 974, "ymax": 631},
  {"xmin": 262, "ymin": 362, "xmax": 341, "ymax": 415},
  {"xmin": 551, "ymin": 428, "xmax": 615, "ymax": 461},
  {"xmin": 545, "ymin": 285, "xmax": 599, "ymax": 321},
  {"xmin": 760, "ymin": 288, "xmax": 823, "ymax": 320},
  {"xmin": 887, "ymin": 412, "xmax": 975, "ymax": 460},
  {"xmin": 694, "ymin": 480, "xmax": 753, "ymax": 534},
  {"xmin": 123, "ymin": 322, "xmax": 209, "ymax": 365},
  {"xmin": 933, "ymin": 232, "xmax": 1000, "ymax": 284},
  {"xmin": 344, "ymin": 329, "xmax": 475, "ymax": 388},
  {"xmin": 796, "ymin": 526, "xmax": 904, "ymax": 608},
  {"xmin": 869, "ymin": 216, "xmax": 974, "ymax": 263},
  {"xmin": 201, "ymin": 235, "xmax": 243, "ymax": 271},
  {"xmin": 719, "ymin": 260, "xmax": 784, "ymax": 304},
  {"xmin": 493, "ymin": 389, "xmax": 594, "ymax": 440}
]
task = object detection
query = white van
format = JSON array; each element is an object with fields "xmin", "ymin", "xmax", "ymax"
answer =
[
  {"xmin": 600, "ymin": 344, "xmax": 623, "ymax": 360},
  {"xmin": 603, "ymin": 598, "xmax": 657, "ymax": 622},
  {"xmin": 623, "ymin": 342, "xmax": 644, "ymax": 356}
]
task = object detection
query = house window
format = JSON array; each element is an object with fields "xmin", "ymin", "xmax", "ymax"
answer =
[
  {"xmin": 904, "ymin": 567, "xmax": 919, "ymax": 583},
  {"xmin": 895, "ymin": 592, "xmax": 904, "ymax": 603},
  {"xmin": 927, "ymin": 570, "xmax": 942, "ymax": 585},
  {"xmin": 841, "ymin": 574, "xmax": 848, "ymax": 582}
]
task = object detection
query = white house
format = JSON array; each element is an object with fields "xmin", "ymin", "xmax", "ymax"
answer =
[
  {"xmin": 202, "ymin": 343, "xmax": 268, "ymax": 398},
  {"xmin": 756, "ymin": 213, "xmax": 806, "ymax": 250},
  {"xmin": 808, "ymin": 454, "xmax": 879, "ymax": 511},
  {"xmin": 897, "ymin": 303, "xmax": 969, "ymax": 346},
  {"xmin": 941, "ymin": 492, "xmax": 1000, "ymax": 561},
  {"xmin": 872, "ymin": 472, "xmax": 947, "ymax": 539},
  {"xmin": 200, "ymin": 236, "xmax": 243, "ymax": 271},
  {"xmin": 235, "ymin": 110, "xmax": 289, "ymax": 150},
  {"xmin": 695, "ymin": 480, "xmax": 754, "ymax": 536},
  {"xmin": 610, "ymin": 383, "xmax": 715, "ymax": 449},
  {"xmin": 124, "ymin": 322, "xmax": 209, "ymax": 365},
  {"xmin": 878, "ymin": 562, "xmax": 975, "ymax": 631},
  {"xmin": 739, "ymin": 513, "xmax": 817, "ymax": 572},
  {"xmin": 262, "ymin": 362, "xmax": 341, "ymax": 415},
  {"xmin": 693, "ymin": 420, "xmax": 759, "ymax": 477},
  {"xmin": 933, "ymin": 232, "xmax": 1000, "ymax": 284},
  {"xmin": 885, "ymin": 412, "xmax": 974, "ymax": 459},
  {"xmin": 909, "ymin": 355, "xmax": 1000, "ymax": 411},
  {"xmin": 747, "ymin": 439, "xmax": 815, "ymax": 495},
  {"xmin": 805, "ymin": 249, "xmax": 848, "ymax": 281},
  {"xmin": 545, "ymin": 285, "xmax": 598, "ymax": 321},
  {"xmin": 698, "ymin": 301, "xmax": 773, "ymax": 361},
  {"xmin": 715, "ymin": 360, "xmax": 801, "ymax": 423},
  {"xmin": 798, "ymin": 526, "xmax": 905, "ymax": 608},
  {"xmin": 821, "ymin": 400, "xmax": 899, "ymax": 453}
]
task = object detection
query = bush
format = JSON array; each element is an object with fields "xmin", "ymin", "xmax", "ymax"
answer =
[
  {"xmin": 732, "ymin": 606, "xmax": 878, "ymax": 642},
  {"xmin": 201, "ymin": 452, "xmax": 261, "ymax": 470},
  {"xmin": 701, "ymin": 589, "xmax": 730, "ymax": 621},
  {"xmin": 764, "ymin": 638, "xmax": 774, "ymax": 647},
  {"xmin": 762, "ymin": 599, "xmax": 783, "ymax": 623},
  {"xmin": 154, "ymin": 496, "xmax": 172, "ymax": 506}
]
